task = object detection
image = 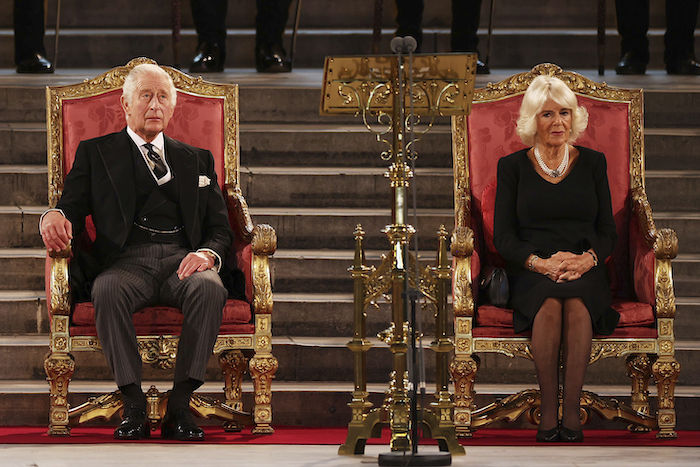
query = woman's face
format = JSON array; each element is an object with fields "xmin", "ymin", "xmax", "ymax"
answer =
[{"xmin": 535, "ymin": 98, "xmax": 572, "ymax": 148}]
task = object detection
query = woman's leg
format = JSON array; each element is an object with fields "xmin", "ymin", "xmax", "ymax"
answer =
[
  {"xmin": 561, "ymin": 298, "xmax": 593, "ymax": 430},
  {"xmin": 531, "ymin": 297, "xmax": 563, "ymax": 430}
]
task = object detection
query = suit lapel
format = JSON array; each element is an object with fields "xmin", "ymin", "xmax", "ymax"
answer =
[
  {"xmin": 95, "ymin": 129, "xmax": 136, "ymax": 230},
  {"xmin": 165, "ymin": 135, "xmax": 198, "ymax": 239}
]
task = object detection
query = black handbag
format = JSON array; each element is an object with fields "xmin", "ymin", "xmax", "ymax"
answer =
[{"xmin": 479, "ymin": 266, "xmax": 509, "ymax": 307}]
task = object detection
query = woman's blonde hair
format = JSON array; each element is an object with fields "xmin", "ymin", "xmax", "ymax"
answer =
[{"xmin": 516, "ymin": 75, "xmax": 588, "ymax": 146}]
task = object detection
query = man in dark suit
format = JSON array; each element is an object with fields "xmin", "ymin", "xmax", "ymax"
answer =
[
  {"xmin": 615, "ymin": 0, "xmax": 700, "ymax": 74},
  {"xmin": 394, "ymin": 0, "xmax": 489, "ymax": 74},
  {"xmin": 14, "ymin": 0, "xmax": 54, "ymax": 73},
  {"xmin": 39, "ymin": 64, "xmax": 234, "ymax": 441},
  {"xmin": 189, "ymin": 0, "xmax": 293, "ymax": 73}
]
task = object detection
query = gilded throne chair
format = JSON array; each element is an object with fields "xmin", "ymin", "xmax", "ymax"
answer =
[
  {"xmin": 44, "ymin": 58, "xmax": 278, "ymax": 436},
  {"xmin": 449, "ymin": 63, "xmax": 680, "ymax": 438}
]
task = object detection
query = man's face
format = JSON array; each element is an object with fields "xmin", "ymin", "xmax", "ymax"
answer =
[{"xmin": 121, "ymin": 71, "xmax": 175, "ymax": 142}]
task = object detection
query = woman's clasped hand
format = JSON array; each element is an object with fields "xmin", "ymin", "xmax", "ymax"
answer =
[{"xmin": 532, "ymin": 251, "xmax": 597, "ymax": 283}]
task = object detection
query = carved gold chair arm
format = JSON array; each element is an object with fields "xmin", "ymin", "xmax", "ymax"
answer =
[
  {"xmin": 654, "ymin": 229, "xmax": 678, "ymax": 260},
  {"xmin": 49, "ymin": 245, "xmax": 72, "ymax": 316},
  {"xmin": 251, "ymin": 224, "xmax": 276, "ymax": 316},
  {"xmin": 631, "ymin": 187, "xmax": 678, "ymax": 260},
  {"xmin": 226, "ymin": 185, "xmax": 255, "ymax": 243},
  {"xmin": 451, "ymin": 226, "xmax": 475, "ymax": 318}
]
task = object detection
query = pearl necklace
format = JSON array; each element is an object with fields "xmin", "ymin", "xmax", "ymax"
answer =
[{"xmin": 534, "ymin": 145, "xmax": 569, "ymax": 178}]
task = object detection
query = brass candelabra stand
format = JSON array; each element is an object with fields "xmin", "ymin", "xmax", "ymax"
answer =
[{"xmin": 320, "ymin": 54, "xmax": 476, "ymax": 456}]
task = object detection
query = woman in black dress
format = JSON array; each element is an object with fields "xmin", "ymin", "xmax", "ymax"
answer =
[{"xmin": 494, "ymin": 75, "xmax": 619, "ymax": 442}]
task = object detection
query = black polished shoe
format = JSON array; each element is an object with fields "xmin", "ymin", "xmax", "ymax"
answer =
[
  {"xmin": 114, "ymin": 407, "xmax": 150, "ymax": 440},
  {"xmin": 189, "ymin": 42, "xmax": 223, "ymax": 73},
  {"xmin": 16, "ymin": 53, "xmax": 54, "ymax": 74},
  {"xmin": 161, "ymin": 408, "xmax": 205, "ymax": 441},
  {"xmin": 559, "ymin": 425, "xmax": 584, "ymax": 442},
  {"xmin": 535, "ymin": 425, "xmax": 560, "ymax": 442},
  {"xmin": 666, "ymin": 58, "xmax": 700, "ymax": 75},
  {"xmin": 255, "ymin": 43, "xmax": 291, "ymax": 73},
  {"xmin": 476, "ymin": 59, "xmax": 490, "ymax": 74},
  {"xmin": 615, "ymin": 52, "xmax": 647, "ymax": 75}
]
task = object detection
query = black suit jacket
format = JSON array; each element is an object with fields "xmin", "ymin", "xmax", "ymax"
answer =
[{"xmin": 57, "ymin": 128, "xmax": 237, "ymax": 301}]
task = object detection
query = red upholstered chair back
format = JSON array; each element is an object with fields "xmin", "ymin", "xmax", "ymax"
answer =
[{"xmin": 463, "ymin": 80, "xmax": 637, "ymax": 302}]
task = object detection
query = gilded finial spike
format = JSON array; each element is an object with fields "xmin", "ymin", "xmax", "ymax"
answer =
[{"xmin": 354, "ymin": 224, "xmax": 365, "ymax": 239}]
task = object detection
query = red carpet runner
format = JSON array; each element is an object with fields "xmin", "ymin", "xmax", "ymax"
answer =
[{"xmin": 0, "ymin": 427, "xmax": 698, "ymax": 446}]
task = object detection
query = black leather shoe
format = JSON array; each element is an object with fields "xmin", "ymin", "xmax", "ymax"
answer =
[
  {"xmin": 255, "ymin": 43, "xmax": 291, "ymax": 73},
  {"xmin": 16, "ymin": 53, "xmax": 54, "ymax": 74},
  {"xmin": 161, "ymin": 408, "xmax": 205, "ymax": 441},
  {"xmin": 476, "ymin": 59, "xmax": 490, "ymax": 74},
  {"xmin": 189, "ymin": 43, "xmax": 223, "ymax": 73},
  {"xmin": 560, "ymin": 425, "xmax": 584, "ymax": 442},
  {"xmin": 666, "ymin": 58, "xmax": 700, "ymax": 75},
  {"xmin": 615, "ymin": 52, "xmax": 647, "ymax": 75},
  {"xmin": 114, "ymin": 407, "xmax": 149, "ymax": 440},
  {"xmin": 536, "ymin": 425, "xmax": 560, "ymax": 442}
]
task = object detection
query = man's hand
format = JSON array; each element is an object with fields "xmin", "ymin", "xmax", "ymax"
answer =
[
  {"xmin": 177, "ymin": 252, "xmax": 215, "ymax": 280},
  {"xmin": 40, "ymin": 211, "xmax": 73, "ymax": 252}
]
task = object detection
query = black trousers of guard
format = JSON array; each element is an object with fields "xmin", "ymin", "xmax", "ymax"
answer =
[
  {"xmin": 91, "ymin": 243, "xmax": 227, "ymax": 387},
  {"xmin": 394, "ymin": 0, "xmax": 483, "ymax": 52},
  {"xmin": 13, "ymin": 0, "xmax": 47, "ymax": 64},
  {"xmin": 616, "ymin": 0, "xmax": 699, "ymax": 64},
  {"xmin": 190, "ymin": 0, "xmax": 293, "ymax": 60}
]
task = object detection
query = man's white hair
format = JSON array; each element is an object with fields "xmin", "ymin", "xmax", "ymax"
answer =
[
  {"xmin": 122, "ymin": 63, "xmax": 177, "ymax": 108},
  {"xmin": 516, "ymin": 75, "xmax": 588, "ymax": 147}
]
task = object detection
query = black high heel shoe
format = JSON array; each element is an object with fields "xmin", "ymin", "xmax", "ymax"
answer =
[
  {"xmin": 536, "ymin": 425, "xmax": 560, "ymax": 442},
  {"xmin": 559, "ymin": 425, "xmax": 584, "ymax": 442}
]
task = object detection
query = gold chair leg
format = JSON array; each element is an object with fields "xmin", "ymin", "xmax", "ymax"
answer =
[
  {"xmin": 249, "ymin": 354, "xmax": 278, "ymax": 434},
  {"xmin": 626, "ymin": 354, "xmax": 652, "ymax": 432},
  {"xmin": 219, "ymin": 349, "xmax": 248, "ymax": 432},
  {"xmin": 652, "ymin": 356, "xmax": 680, "ymax": 439},
  {"xmin": 44, "ymin": 352, "xmax": 75, "ymax": 436},
  {"xmin": 449, "ymin": 355, "xmax": 479, "ymax": 438}
]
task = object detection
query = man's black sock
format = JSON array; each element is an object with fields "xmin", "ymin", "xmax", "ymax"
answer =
[
  {"xmin": 168, "ymin": 378, "xmax": 203, "ymax": 411},
  {"xmin": 118, "ymin": 383, "xmax": 146, "ymax": 410}
]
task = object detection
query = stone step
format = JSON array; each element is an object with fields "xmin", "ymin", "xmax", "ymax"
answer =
[
  {"xmin": 238, "ymin": 166, "xmax": 700, "ymax": 212},
  {"xmin": 2, "ymin": 74, "xmax": 700, "ymax": 128},
  {"xmin": 2, "ymin": 26, "xmax": 698, "ymax": 70},
  {"xmin": 2, "ymin": 380, "xmax": 699, "ymax": 429},
  {"xmin": 0, "ymin": 249, "xmax": 44, "ymax": 291},
  {"xmin": 0, "ymin": 0, "xmax": 671, "ymax": 30},
  {"xmin": 0, "ymin": 206, "xmax": 43, "ymax": 248},
  {"xmin": 6, "ymin": 123, "xmax": 700, "ymax": 171},
  {"xmin": 1, "ymin": 335, "xmax": 699, "ymax": 386}
]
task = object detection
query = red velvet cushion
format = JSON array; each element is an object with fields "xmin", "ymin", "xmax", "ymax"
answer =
[
  {"xmin": 476, "ymin": 299, "xmax": 654, "ymax": 329},
  {"xmin": 70, "ymin": 298, "xmax": 252, "ymax": 336},
  {"xmin": 472, "ymin": 326, "xmax": 657, "ymax": 339}
]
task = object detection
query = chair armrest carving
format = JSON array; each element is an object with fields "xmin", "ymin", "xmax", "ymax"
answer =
[
  {"xmin": 654, "ymin": 229, "xmax": 678, "ymax": 260},
  {"xmin": 49, "ymin": 246, "xmax": 72, "ymax": 316},
  {"xmin": 631, "ymin": 187, "xmax": 657, "ymax": 248},
  {"xmin": 226, "ymin": 185, "xmax": 255, "ymax": 243},
  {"xmin": 252, "ymin": 224, "xmax": 276, "ymax": 316},
  {"xmin": 451, "ymin": 227, "xmax": 475, "ymax": 317}
]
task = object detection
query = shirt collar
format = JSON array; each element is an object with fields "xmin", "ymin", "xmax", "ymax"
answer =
[{"xmin": 126, "ymin": 127, "xmax": 165, "ymax": 153}]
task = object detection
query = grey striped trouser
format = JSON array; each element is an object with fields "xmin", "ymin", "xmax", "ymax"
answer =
[{"xmin": 91, "ymin": 243, "xmax": 227, "ymax": 387}]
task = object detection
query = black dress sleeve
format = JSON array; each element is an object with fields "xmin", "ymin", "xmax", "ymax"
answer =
[
  {"xmin": 586, "ymin": 151, "xmax": 617, "ymax": 260},
  {"xmin": 494, "ymin": 153, "xmax": 537, "ymax": 268}
]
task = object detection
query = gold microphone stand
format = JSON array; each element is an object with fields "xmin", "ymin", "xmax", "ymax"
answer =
[{"xmin": 321, "ymin": 53, "xmax": 476, "ymax": 457}]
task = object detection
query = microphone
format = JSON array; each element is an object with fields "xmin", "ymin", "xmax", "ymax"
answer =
[{"xmin": 390, "ymin": 36, "xmax": 417, "ymax": 54}]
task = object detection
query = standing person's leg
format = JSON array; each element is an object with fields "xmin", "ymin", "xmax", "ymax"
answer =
[
  {"xmin": 255, "ymin": 0, "xmax": 293, "ymax": 72},
  {"xmin": 159, "ymin": 246, "xmax": 228, "ymax": 440},
  {"xmin": 615, "ymin": 0, "xmax": 650, "ymax": 74},
  {"xmin": 560, "ymin": 298, "xmax": 593, "ymax": 442},
  {"xmin": 665, "ymin": 0, "xmax": 700, "ymax": 74},
  {"xmin": 395, "ymin": 0, "xmax": 424, "ymax": 50},
  {"xmin": 13, "ymin": 0, "xmax": 53, "ymax": 72},
  {"xmin": 451, "ymin": 0, "xmax": 489, "ymax": 73},
  {"xmin": 530, "ymin": 298, "xmax": 563, "ymax": 442},
  {"xmin": 189, "ymin": 0, "xmax": 228, "ymax": 72}
]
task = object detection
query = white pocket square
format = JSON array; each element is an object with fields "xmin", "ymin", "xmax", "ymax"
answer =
[{"xmin": 198, "ymin": 175, "xmax": 211, "ymax": 187}]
